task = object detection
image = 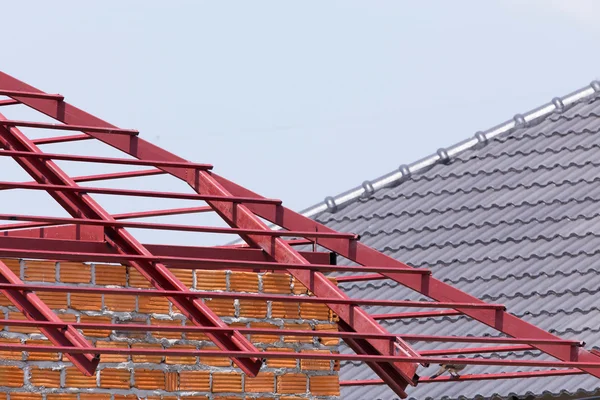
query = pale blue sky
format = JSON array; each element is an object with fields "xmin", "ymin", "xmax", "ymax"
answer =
[{"xmin": 1, "ymin": 1, "xmax": 599, "ymax": 245}]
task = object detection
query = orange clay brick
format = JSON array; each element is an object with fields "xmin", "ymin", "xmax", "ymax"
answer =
[
  {"xmin": 171, "ymin": 268, "xmax": 193, "ymax": 287},
  {"xmin": 128, "ymin": 267, "xmax": 153, "ymax": 288},
  {"xmin": 300, "ymin": 349, "xmax": 333, "ymax": 371},
  {"xmin": 104, "ymin": 294, "xmax": 136, "ymax": 312},
  {"xmin": 134, "ymin": 369, "xmax": 165, "ymax": 390},
  {"xmin": 165, "ymin": 371, "xmax": 178, "ymax": 391},
  {"xmin": 180, "ymin": 397, "xmax": 209, "ymax": 400},
  {"xmin": 277, "ymin": 373, "xmax": 307, "ymax": 394},
  {"xmin": 196, "ymin": 270, "xmax": 226, "ymax": 290},
  {"xmin": 165, "ymin": 344, "xmax": 197, "ymax": 365},
  {"xmin": 131, "ymin": 342, "xmax": 164, "ymax": 363},
  {"xmin": 79, "ymin": 314, "xmax": 112, "ymax": 337},
  {"xmin": 239, "ymin": 299, "xmax": 267, "ymax": 318},
  {"xmin": 212, "ymin": 372, "xmax": 242, "ymax": 393},
  {"xmin": 138, "ymin": 296, "xmax": 170, "ymax": 314},
  {"xmin": 310, "ymin": 375, "xmax": 340, "ymax": 396},
  {"xmin": 79, "ymin": 395, "xmax": 111, "ymax": 400},
  {"xmin": 29, "ymin": 366, "xmax": 61, "ymax": 388},
  {"xmin": 7, "ymin": 311, "xmax": 40, "ymax": 334},
  {"xmin": 113, "ymin": 396, "xmax": 139, "ymax": 400},
  {"xmin": 113, "ymin": 316, "xmax": 148, "ymax": 339},
  {"xmin": 1, "ymin": 258, "xmax": 21, "ymax": 275},
  {"xmin": 23, "ymin": 260, "xmax": 55, "ymax": 282},
  {"xmin": 26, "ymin": 339, "xmax": 59, "ymax": 361},
  {"xmin": 265, "ymin": 347, "xmax": 297, "ymax": 368},
  {"xmin": 199, "ymin": 345, "xmax": 231, "ymax": 367},
  {"xmin": 96, "ymin": 341, "xmax": 130, "ymax": 362},
  {"xmin": 95, "ymin": 264, "xmax": 127, "ymax": 286},
  {"xmin": 35, "ymin": 291, "xmax": 68, "ymax": 309},
  {"xmin": 179, "ymin": 370, "xmax": 210, "ymax": 391},
  {"xmin": 204, "ymin": 298, "xmax": 235, "ymax": 316},
  {"xmin": 59, "ymin": 262, "xmax": 91, "ymax": 283},
  {"xmin": 0, "ymin": 293, "xmax": 11, "ymax": 306},
  {"xmin": 100, "ymin": 368, "xmax": 131, "ymax": 389},
  {"xmin": 299, "ymin": 302, "xmax": 330, "ymax": 320},
  {"xmin": 250, "ymin": 322, "xmax": 280, "ymax": 343},
  {"xmin": 65, "ymin": 366, "xmax": 97, "ymax": 388},
  {"xmin": 283, "ymin": 323, "xmax": 313, "ymax": 343},
  {"xmin": 184, "ymin": 319, "xmax": 208, "ymax": 341},
  {"xmin": 291, "ymin": 278, "xmax": 309, "ymax": 295},
  {"xmin": 262, "ymin": 272, "xmax": 292, "ymax": 294},
  {"xmin": 10, "ymin": 394, "xmax": 42, "ymax": 400},
  {"xmin": 0, "ymin": 337, "xmax": 22, "ymax": 360},
  {"xmin": 229, "ymin": 271, "xmax": 259, "ymax": 292},
  {"xmin": 47, "ymin": 395, "xmax": 77, "ymax": 400},
  {"xmin": 70, "ymin": 292, "xmax": 103, "ymax": 311},
  {"xmin": 151, "ymin": 318, "xmax": 183, "ymax": 340},
  {"xmin": 315, "ymin": 323, "xmax": 339, "ymax": 346},
  {"xmin": 271, "ymin": 301, "xmax": 300, "ymax": 319},
  {"xmin": 245, "ymin": 372, "xmax": 275, "ymax": 393}
]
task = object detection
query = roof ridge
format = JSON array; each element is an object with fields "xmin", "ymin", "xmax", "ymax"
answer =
[{"xmin": 301, "ymin": 80, "xmax": 600, "ymax": 218}]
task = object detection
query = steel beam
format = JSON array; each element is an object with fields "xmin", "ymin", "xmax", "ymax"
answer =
[
  {"xmin": 0, "ymin": 119, "xmax": 263, "ymax": 376},
  {"xmin": 0, "ymin": 260, "xmax": 99, "ymax": 374},
  {"xmin": 0, "ymin": 148, "xmax": 213, "ymax": 170},
  {"xmin": 0, "ymin": 71, "xmax": 422, "ymax": 398},
  {"xmin": 0, "ymin": 119, "xmax": 139, "ymax": 135},
  {"xmin": 372, "ymin": 310, "xmax": 463, "ymax": 320},
  {"xmin": 32, "ymin": 134, "xmax": 91, "ymax": 145}
]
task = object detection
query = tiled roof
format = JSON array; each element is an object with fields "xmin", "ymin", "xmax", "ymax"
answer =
[{"xmin": 310, "ymin": 85, "xmax": 600, "ymax": 399}]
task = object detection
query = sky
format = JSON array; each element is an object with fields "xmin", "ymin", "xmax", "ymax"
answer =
[{"xmin": 1, "ymin": 0, "xmax": 600, "ymax": 246}]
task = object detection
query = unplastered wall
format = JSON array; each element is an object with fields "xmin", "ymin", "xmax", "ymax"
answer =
[{"xmin": 0, "ymin": 259, "xmax": 341, "ymax": 399}]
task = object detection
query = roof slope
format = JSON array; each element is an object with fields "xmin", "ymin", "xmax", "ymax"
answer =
[{"xmin": 312, "ymin": 85, "xmax": 600, "ymax": 399}]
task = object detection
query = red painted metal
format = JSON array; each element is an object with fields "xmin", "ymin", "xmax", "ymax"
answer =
[
  {"xmin": 0, "ymin": 282, "xmax": 508, "ymax": 310},
  {"xmin": 0, "ymin": 148, "xmax": 213, "ymax": 170},
  {"xmin": 0, "ymin": 71, "xmax": 597, "ymax": 397},
  {"xmin": 341, "ymin": 369, "xmax": 585, "ymax": 385},
  {"xmin": 32, "ymin": 134, "xmax": 91, "ymax": 145},
  {"xmin": 0, "ymin": 89, "xmax": 63, "ymax": 100},
  {"xmin": 0, "ymin": 319, "xmax": 579, "ymax": 348},
  {"xmin": 0, "ymin": 119, "xmax": 139, "ymax": 135},
  {"xmin": 0, "ymin": 118, "xmax": 263, "ymax": 376},
  {"xmin": 0, "ymin": 99, "xmax": 19, "ymax": 107},
  {"xmin": 0, "ymin": 260, "xmax": 99, "ymax": 375},
  {"xmin": 0, "ymin": 343, "xmax": 595, "ymax": 369},
  {"xmin": 372, "ymin": 310, "xmax": 463, "ymax": 320},
  {"xmin": 0, "ymin": 235, "xmax": 332, "ymax": 265},
  {"xmin": 336, "ymin": 273, "xmax": 385, "ymax": 283},
  {"xmin": 0, "ymin": 213, "xmax": 356, "ymax": 239}
]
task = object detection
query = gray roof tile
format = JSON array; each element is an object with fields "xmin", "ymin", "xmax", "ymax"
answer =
[{"xmin": 310, "ymin": 90, "xmax": 600, "ymax": 399}]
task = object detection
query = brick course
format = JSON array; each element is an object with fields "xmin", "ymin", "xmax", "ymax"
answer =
[{"xmin": 0, "ymin": 259, "xmax": 340, "ymax": 399}]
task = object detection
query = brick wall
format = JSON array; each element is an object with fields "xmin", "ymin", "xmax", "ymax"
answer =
[{"xmin": 0, "ymin": 259, "xmax": 341, "ymax": 399}]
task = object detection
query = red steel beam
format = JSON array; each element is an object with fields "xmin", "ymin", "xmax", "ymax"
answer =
[
  {"xmin": 0, "ymin": 319, "xmax": 579, "ymax": 347},
  {"xmin": 0, "ymin": 119, "xmax": 139, "ymax": 135},
  {"xmin": 0, "ymin": 148, "xmax": 213, "ymax": 170},
  {"xmin": 372, "ymin": 310, "xmax": 463, "ymax": 320},
  {"xmin": 0, "ymin": 74, "xmax": 422, "ymax": 398},
  {"xmin": 419, "ymin": 344, "xmax": 534, "ymax": 356},
  {"xmin": 341, "ymin": 369, "xmax": 585, "ymax": 385},
  {"xmin": 0, "ymin": 180, "xmax": 284, "ymax": 204},
  {"xmin": 0, "ymin": 204, "xmax": 207, "ymax": 232},
  {"xmin": 336, "ymin": 273, "xmax": 385, "ymax": 283},
  {"xmin": 0, "ymin": 120, "xmax": 263, "ymax": 376},
  {"xmin": 0, "ymin": 234, "xmax": 333, "ymax": 264},
  {"xmin": 0, "ymin": 343, "xmax": 595, "ymax": 369},
  {"xmin": 32, "ymin": 134, "xmax": 91, "ymax": 145},
  {"xmin": 0, "ymin": 213, "xmax": 357, "ymax": 239},
  {"xmin": 0, "ymin": 261, "xmax": 99, "ymax": 375},
  {"xmin": 0, "ymin": 282, "xmax": 508, "ymax": 310},
  {"xmin": 209, "ymin": 175, "xmax": 600, "ymax": 374},
  {"xmin": 0, "ymin": 99, "xmax": 19, "ymax": 107},
  {"xmin": 0, "ymin": 245, "xmax": 434, "ymax": 275},
  {"xmin": 0, "ymin": 169, "xmax": 164, "ymax": 192},
  {"xmin": 0, "ymin": 89, "xmax": 63, "ymax": 100}
]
